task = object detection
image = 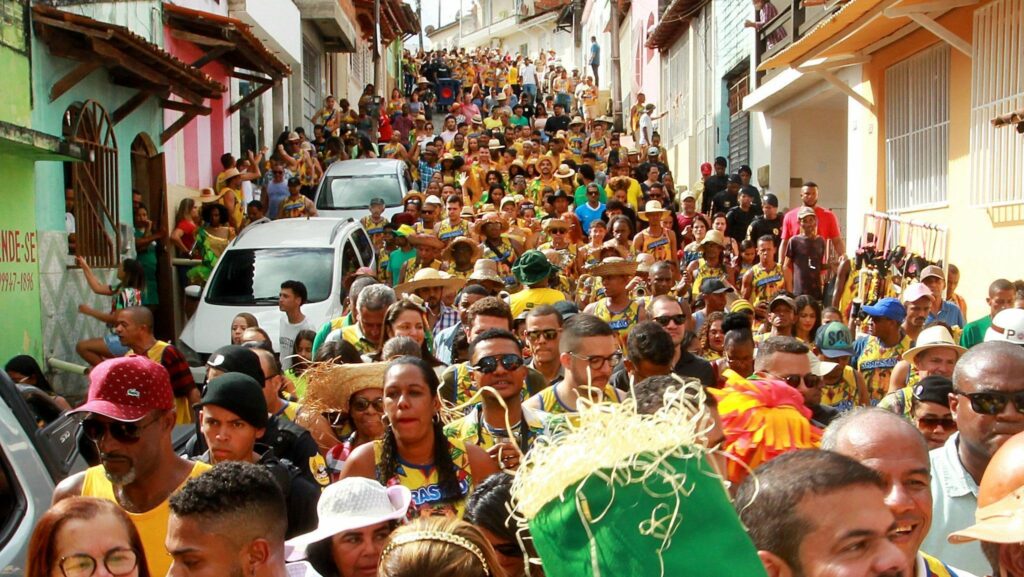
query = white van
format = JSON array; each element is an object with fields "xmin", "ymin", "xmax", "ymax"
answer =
[
  {"xmin": 178, "ymin": 217, "xmax": 374, "ymax": 381},
  {"xmin": 314, "ymin": 158, "xmax": 413, "ymax": 221}
]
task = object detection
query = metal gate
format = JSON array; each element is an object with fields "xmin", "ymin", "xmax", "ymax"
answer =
[{"xmin": 66, "ymin": 100, "xmax": 120, "ymax": 268}]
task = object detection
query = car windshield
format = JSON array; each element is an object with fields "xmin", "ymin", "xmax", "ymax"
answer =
[
  {"xmin": 205, "ymin": 248, "xmax": 333, "ymax": 305},
  {"xmin": 317, "ymin": 174, "xmax": 402, "ymax": 210}
]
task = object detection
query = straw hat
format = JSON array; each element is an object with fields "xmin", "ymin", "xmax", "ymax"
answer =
[
  {"xmin": 569, "ymin": 116, "xmax": 585, "ymax": 126},
  {"xmin": 305, "ymin": 362, "xmax": 389, "ymax": 414},
  {"xmin": 473, "ymin": 212, "xmax": 509, "ymax": 235},
  {"xmin": 416, "ymin": 76, "xmax": 430, "ymax": 85},
  {"xmin": 402, "ymin": 191, "xmax": 425, "ymax": 205},
  {"xmin": 595, "ymin": 115, "xmax": 614, "ymax": 126},
  {"xmin": 591, "ymin": 257, "xmax": 638, "ymax": 278},
  {"xmin": 554, "ymin": 164, "xmax": 576, "ymax": 179},
  {"xmin": 408, "ymin": 234, "xmax": 445, "ymax": 250},
  {"xmin": 471, "ymin": 114, "xmax": 483, "ymax": 124},
  {"xmin": 598, "ymin": 240, "xmax": 629, "ymax": 259},
  {"xmin": 543, "ymin": 218, "xmax": 570, "ymax": 232},
  {"xmin": 394, "ymin": 267, "xmax": 466, "ymax": 296},
  {"xmin": 636, "ymin": 253, "xmax": 655, "ymax": 274},
  {"xmin": 637, "ymin": 200, "xmax": 668, "ymax": 221},
  {"xmin": 460, "ymin": 205, "xmax": 477, "ymax": 219},
  {"xmin": 220, "ymin": 167, "xmax": 242, "ymax": 182},
  {"xmin": 468, "ymin": 259, "xmax": 506, "ymax": 286},
  {"xmin": 442, "ymin": 236, "xmax": 481, "ymax": 261},
  {"xmin": 488, "ymin": 139, "xmax": 505, "ymax": 150},
  {"xmin": 700, "ymin": 230, "xmax": 727, "ymax": 248},
  {"xmin": 195, "ymin": 187, "xmax": 220, "ymax": 204},
  {"xmin": 902, "ymin": 325, "xmax": 966, "ymax": 364}
]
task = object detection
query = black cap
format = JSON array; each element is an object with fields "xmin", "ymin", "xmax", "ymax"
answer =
[
  {"xmin": 763, "ymin": 193, "xmax": 779, "ymax": 207},
  {"xmin": 206, "ymin": 345, "xmax": 265, "ymax": 386},
  {"xmin": 728, "ymin": 174, "xmax": 743, "ymax": 185},
  {"xmin": 700, "ymin": 278, "xmax": 734, "ymax": 295},
  {"xmin": 196, "ymin": 373, "xmax": 268, "ymax": 429},
  {"xmin": 913, "ymin": 375, "xmax": 954, "ymax": 407},
  {"xmin": 552, "ymin": 300, "xmax": 579, "ymax": 320}
]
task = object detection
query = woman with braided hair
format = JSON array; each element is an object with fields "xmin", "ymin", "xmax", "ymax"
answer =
[{"xmin": 339, "ymin": 356, "xmax": 498, "ymax": 519}]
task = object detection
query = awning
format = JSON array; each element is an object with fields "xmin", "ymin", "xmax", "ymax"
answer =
[
  {"xmin": 647, "ymin": 0, "xmax": 709, "ymax": 50},
  {"xmin": 163, "ymin": 4, "xmax": 291, "ymax": 116},
  {"xmin": 0, "ymin": 121, "xmax": 86, "ymax": 161},
  {"xmin": 758, "ymin": 0, "xmax": 974, "ymax": 71},
  {"xmin": 292, "ymin": 0, "xmax": 359, "ymax": 52},
  {"xmin": 32, "ymin": 5, "xmax": 224, "ymax": 144},
  {"xmin": 353, "ymin": 0, "xmax": 416, "ymax": 43}
]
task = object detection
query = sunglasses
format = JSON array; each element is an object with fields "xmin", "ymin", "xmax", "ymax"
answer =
[
  {"xmin": 769, "ymin": 373, "xmax": 822, "ymax": 389},
  {"xmin": 549, "ymin": 229, "xmax": 568, "ymax": 234},
  {"xmin": 954, "ymin": 389, "xmax": 1024, "ymax": 415},
  {"xmin": 473, "ymin": 354, "xmax": 525, "ymax": 374},
  {"xmin": 916, "ymin": 415, "xmax": 957, "ymax": 429},
  {"xmin": 653, "ymin": 314, "xmax": 687, "ymax": 327},
  {"xmin": 351, "ymin": 397, "xmax": 384, "ymax": 412},
  {"xmin": 81, "ymin": 414, "xmax": 160, "ymax": 445},
  {"xmin": 525, "ymin": 329, "xmax": 559, "ymax": 341}
]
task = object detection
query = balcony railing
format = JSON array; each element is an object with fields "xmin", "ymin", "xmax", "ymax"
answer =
[{"xmin": 754, "ymin": 0, "xmax": 844, "ymax": 85}]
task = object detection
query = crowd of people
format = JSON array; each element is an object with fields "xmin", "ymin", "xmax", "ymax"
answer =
[{"xmin": 16, "ymin": 45, "xmax": 1024, "ymax": 577}]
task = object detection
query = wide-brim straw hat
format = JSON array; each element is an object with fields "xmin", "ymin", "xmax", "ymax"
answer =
[
  {"xmin": 554, "ymin": 164, "xmax": 576, "ymax": 179},
  {"xmin": 902, "ymin": 325, "xmax": 966, "ymax": 364},
  {"xmin": 468, "ymin": 259, "xmax": 506, "ymax": 285},
  {"xmin": 304, "ymin": 362, "xmax": 389, "ymax": 414},
  {"xmin": 591, "ymin": 257, "xmax": 638, "ymax": 277},
  {"xmin": 473, "ymin": 212, "xmax": 510, "ymax": 235},
  {"xmin": 595, "ymin": 115, "xmax": 615, "ymax": 126},
  {"xmin": 195, "ymin": 187, "xmax": 220, "ymax": 204},
  {"xmin": 402, "ymin": 191, "xmax": 425, "ymax": 205},
  {"xmin": 395, "ymin": 267, "xmax": 466, "ymax": 296},
  {"xmin": 409, "ymin": 234, "xmax": 445, "ymax": 250},
  {"xmin": 416, "ymin": 76, "xmax": 430, "ymax": 84},
  {"xmin": 488, "ymin": 139, "xmax": 505, "ymax": 150},
  {"xmin": 543, "ymin": 218, "xmax": 569, "ymax": 232},
  {"xmin": 701, "ymin": 230, "xmax": 727, "ymax": 248},
  {"xmin": 569, "ymin": 116, "xmax": 585, "ymax": 126},
  {"xmin": 443, "ymin": 236, "xmax": 482, "ymax": 261},
  {"xmin": 638, "ymin": 200, "xmax": 669, "ymax": 221}
]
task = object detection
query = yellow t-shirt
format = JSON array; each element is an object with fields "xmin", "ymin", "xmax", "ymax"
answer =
[
  {"xmin": 372, "ymin": 437, "xmax": 474, "ymax": 519},
  {"xmin": 510, "ymin": 287, "xmax": 567, "ymax": 318},
  {"xmin": 626, "ymin": 178, "xmax": 643, "ymax": 209},
  {"xmin": 81, "ymin": 462, "xmax": 210, "ymax": 577}
]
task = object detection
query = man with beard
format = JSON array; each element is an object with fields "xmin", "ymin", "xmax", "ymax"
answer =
[
  {"xmin": 167, "ymin": 462, "xmax": 290, "ymax": 577},
  {"xmin": 823, "ymin": 408, "xmax": 977, "ymax": 577},
  {"xmin": 647, "ymin": 296, "xmax": 716, "ymax": 387},
  {"xmin": 525, "ymin": 314, "xmax": 626, "ymax": 414},
  {"xmin": 903, "ymin": 283, "xmax": 934, "ymax": 343},
  {"xmin": 445, "ymin": 329, "xmax": 548, "ymax": 471},
  {"xmin": 921, "ymin": 342, "xmax": 1024, "ymax": 575},
  {"xmin": 54, "ymin": 356, "xmax": 211, "ymax": 577},
  {"xmin": 753, "ymin": 336, "xmax": 837, "ymax": 427},
  {"xmin": 397, "ymin": 234, "xmax": 445, "ymax": 284},
  {"xmin": 736, "ymin": 450, "xmax": 910, "ymax": 577},
  {"xmin": 395, "ymin": 265, "xmax": 464, "ymax": 333}
]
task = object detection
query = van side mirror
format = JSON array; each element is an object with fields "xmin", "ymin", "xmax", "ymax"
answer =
[{"xmin": 184, "ymin": 285, "xmax": 202, "ymax": 299}]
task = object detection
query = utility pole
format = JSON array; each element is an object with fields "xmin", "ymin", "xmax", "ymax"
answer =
[
  {"xmin": 610, "ymin": 0, "xmax": 623, "ymax": 132},
  {"xmin": 373, "ymin": 0, "xmax": 381, "ymax": 88},
  {"xmin": 418, "ymin": 0, "xmax": 424, "ymax": 50}
]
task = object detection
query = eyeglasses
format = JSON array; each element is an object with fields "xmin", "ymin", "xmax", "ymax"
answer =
[
  {"xmin": 653, "ymin": 314, "xmax": 687, "ymax": 327},
  {"xmin": 549, "ymin": 229, "xmax": 567, "ymax": 235},
  {"xmin": 768, "ymin": 372, "xmax": 822, "ymax": 389},
  {"xmin": 81, "ymin": 414, "xmax": 160, "ymax": 445},
  {"xmin": 351, "ymin": 396, "xmax": 384, "ymax": 412},
  {"xmin": 570, "ymin": 351, "xmax": 623, "ymax": 370},
  {"xmin": 525, "ymin": 329, "xmax": 560, "ymax": 342},
  {"xmin": 916, "ymin": 415, "xmax": 957, "ymax": 429},
  {"xmin": 59, "ymin": 549, "xmax": 138, "ymax": 577},
  {"xmin": 954, "ymin": 389, "xmax": 1024, "ymax": 416},
  {"xmin": 473, "ymin": 354, "xmax": 525, "ymax": 374}
]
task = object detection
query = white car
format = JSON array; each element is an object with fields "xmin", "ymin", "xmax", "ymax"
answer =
[
  {"xmin": 178, "ymin": 217, "xmax": 375, "ymax": 381},
  {"xmin": 314, "ymin": 158, "xmax": 414, "ymax": 221}
]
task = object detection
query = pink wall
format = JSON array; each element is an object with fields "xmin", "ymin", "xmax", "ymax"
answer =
[
  {"xmin": 630, "ymin": 0, "xmax": 661, "ymax": 101},
  {"xmin": 163, "ymin": 26, "xmax": 232, "ymax": 190}
]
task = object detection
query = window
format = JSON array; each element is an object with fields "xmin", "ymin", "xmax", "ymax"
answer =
[
  {"xmin": 0, "ymin": 450, "xmax": 24, "ymax": 551},
  {"xmin": 64, "ymin": 101, "xmax": 120, "ymax": 268},
  {"xmin": 0, "ymin": 0, "xmax": 27, "ymax": 53},
  {"xmin": 302, "ymin": 40, "xmax": 323, "ymax": 128},
  {"xmin": 885, "ymin": 43, "xmax": 950, "ymax": 212},
  {"xmin": 353, "ymin": 228, "xmax": 374, "ymax": 266},
  {"xmin": 341, "ymin": 240, "xmax": 359, "ymax": 282},
  {"xmin": 970, "ymin": 0, "xmax": 1024, "ymax": 208},
  {"xmin": 317, "ymin": 174, "xmax": 404, "ymax": 210},
  {"xmin": 204, "ymin": 248, "xmax": 334, "ymax": 305},
  {"xmin": 661, "ymin": 35, "xmax": 689, "ymax": 147}
]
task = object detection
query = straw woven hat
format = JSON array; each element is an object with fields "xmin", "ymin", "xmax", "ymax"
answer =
[
  {"xmin": 591, "ymin": 257, "xmax": 638, "ymax": 277},
  {"xmin": 303, "ymin": 362, "xmax": 388, "ymax": 414}
]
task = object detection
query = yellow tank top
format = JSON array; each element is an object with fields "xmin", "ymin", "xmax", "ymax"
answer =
[
  {"xmin": 535, "ymin": 383, "xmax": 623, "ymax": 414},
  {"xmin": 81, "ymin": 462, "xmax": 210, "ymax": 577},
  {"xmin": 372, "ymin": 437, "xmax": 474, "ymax": 519},
  {"xmin": 639, "ymin": 229, "xmax": 673, "ymax": 261},
  {"xmin": 750, "ymin": 263, "xmax": 785, "ymax": 306},
  {"xmin": 141, "ymin": 341, "xmax": 193, "ymax": 426},
  {"xmin": 820, "ymin": 365, "xmax": 860, "ymax": 412},
  {"xmin": 592, "ymin": 298, "xmax": 640, "ymax": 350},
  {"xmin": 438, "ymin": 219, "xmax": 471, "ymax": 242},
  {"xmin": 691, "ymin": 259, "xmax": 728, "ymax": 300}
]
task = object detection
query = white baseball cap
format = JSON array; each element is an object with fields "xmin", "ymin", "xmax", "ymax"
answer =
[{"xmin": 985, "ymin": 308, "xmax": 1024, "ymax": 345}]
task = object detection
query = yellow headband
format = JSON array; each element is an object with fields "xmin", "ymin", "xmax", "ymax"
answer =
[{"xmin": 382, "ymin": 530, "xmax": 490, "ymax": 575}]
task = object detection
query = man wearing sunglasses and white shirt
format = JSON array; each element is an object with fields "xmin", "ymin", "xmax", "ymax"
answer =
[
  {"xmin": 445, "ymin": 329, "xmax": 549, "ymax": 471},
  {"xmin": 525, "ymin": 314, "xmax": 627, "ymax": 414},
  {"xmin": 54, "ymin": 356, "xmax": 210, "ymax": 577},
  {"xmin": 921, "ymin": 341, "xmax": 1024, "ymax": 576},
  {"xmin": 752, "ymin": 335, "xmax": 839, "ymax": 428}
]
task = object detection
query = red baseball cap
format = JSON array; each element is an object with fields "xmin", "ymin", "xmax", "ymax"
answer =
[
  {"xmin": 700, "ymin": 162, "xmax": 713, "ymax": 176},
  {"xmin": 70, "ymin": 356, "xmax": 174, "ymax": 422}
]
